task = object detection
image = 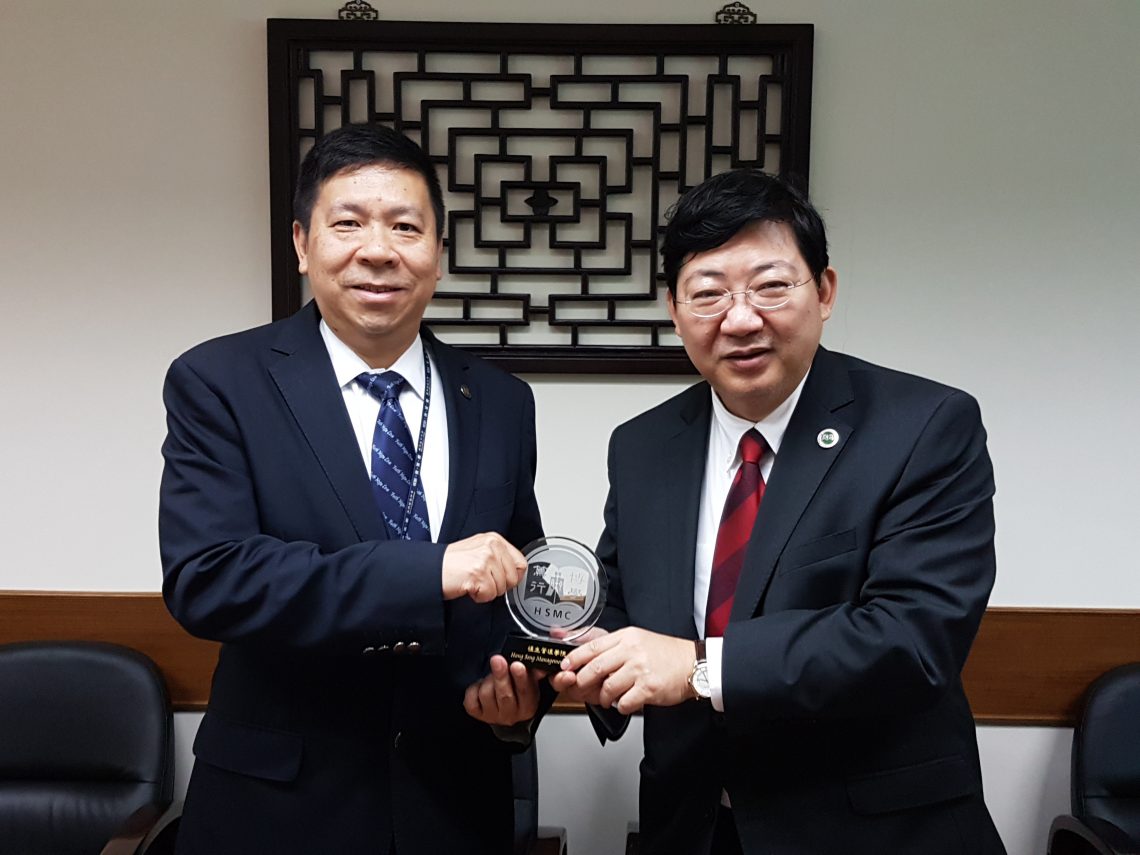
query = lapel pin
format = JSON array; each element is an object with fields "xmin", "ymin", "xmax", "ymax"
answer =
[
  {"xmin": 817, "ymin": 428, "xmax": 839, "ymax": 449},
  {"xmin": 459, "ymin": 384, "xmax": 472, "ymax": 400}
]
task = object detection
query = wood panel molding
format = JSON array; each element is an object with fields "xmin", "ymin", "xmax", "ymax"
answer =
[
  {"xmin": 0, "ymin": 591, "xmax": 220, "ymax": 712},
  {"xmin": 2, "ymin": 592, "xmax": 1137, "ymax": 725},
  {"xmin": 960, "ymin": 607, "xmax": 1140, "ymax": 724}
]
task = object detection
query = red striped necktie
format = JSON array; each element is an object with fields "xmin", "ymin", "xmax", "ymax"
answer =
[{"xmin": 705, "ymin": 429, "xmax": 767, "ymax": 638}]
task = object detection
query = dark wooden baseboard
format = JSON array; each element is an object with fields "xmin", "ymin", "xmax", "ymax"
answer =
[{"xmin": 1, "ymin": 591, "xmax": 1137, "ymax": 725}]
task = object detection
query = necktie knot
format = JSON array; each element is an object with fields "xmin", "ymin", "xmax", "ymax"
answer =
[
  {"xmin": 739, "ymin": 429, "xmax": 766, "ymax": 466},
  {"xmin": 357, "ymin": 371, "xmax": 406, "ymax": 404}
]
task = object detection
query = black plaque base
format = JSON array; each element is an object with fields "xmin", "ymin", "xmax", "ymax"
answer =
[{"xmin": 502, "ymin": 634, "xmax": 575, "ymax": 669}]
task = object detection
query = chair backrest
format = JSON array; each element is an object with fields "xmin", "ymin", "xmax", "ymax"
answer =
[
  {"xmin": 1072, "ymin": 661, "xmax": 1140, "ymax": 838},
  {"xmin": 0, "ymin": 641, "xmax": 174, "ymax": 855}
]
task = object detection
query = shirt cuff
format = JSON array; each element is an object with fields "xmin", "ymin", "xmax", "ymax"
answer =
[{"xmin": 706, "ymin": 636, "xmax": 725, "ymax": 712}]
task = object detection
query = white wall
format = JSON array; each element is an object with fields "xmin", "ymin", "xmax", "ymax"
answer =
[{"xmin": 3, "ymin": 1, "xmax": 1138, "ymax": 853}]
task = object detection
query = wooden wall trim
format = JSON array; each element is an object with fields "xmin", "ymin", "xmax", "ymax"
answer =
[
  {"xmin": 960, "ymin": 607, "xmax": 1140, "ymax": 724},
  {"xmin": 2, "ymin": 592, "xmax": 1138, "ymax": 725},
  {"xmin": 0, "ymin": 591, "xmax": 219, "ymax": 712}
]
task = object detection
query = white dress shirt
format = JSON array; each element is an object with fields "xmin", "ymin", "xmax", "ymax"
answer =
[
  {"xmin": 320, "ymin": 322, "xmax": 450, "ymax": 542},
  {"xmin": 695, "ymin": 372, "xmax": 809, "ymax": 712}
]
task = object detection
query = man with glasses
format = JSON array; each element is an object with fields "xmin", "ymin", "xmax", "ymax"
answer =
[{"xmin": 554, "ymin": 170, "xmax": 1005, "ymax": 854}]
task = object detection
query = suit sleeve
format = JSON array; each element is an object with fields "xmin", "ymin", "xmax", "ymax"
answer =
[
  {"xmin": 159, "ymin": 356, "xmax": 447, "ymax": 655},
  {"xmin": 722, "ymin": 390, "xmax": 996, "ymax": 723}
]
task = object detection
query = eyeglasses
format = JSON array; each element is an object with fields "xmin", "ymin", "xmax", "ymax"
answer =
[{"xmin": 674, "ymin": 278, "xmax": 814, "ymax": 318}]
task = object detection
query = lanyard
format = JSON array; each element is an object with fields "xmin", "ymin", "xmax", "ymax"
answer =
[{"xmin": 395, "ymin": 345, "xmax": 432, "ymax": 540}]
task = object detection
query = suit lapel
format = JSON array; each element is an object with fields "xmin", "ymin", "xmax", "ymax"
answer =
[
  {"xmin": 729, "ymin": 348, "xmax": 855, "ymax": 623},
  {"xmin": 660, "ymin": 385, "xmax": 713, "ymax": 638},
  {"xmin": 424, "ymin": 330, "xmax": 478, "ymax": 544},
  {"xmin": 267, "ymin": 303, "xmax": 387, "ymax": 543}
]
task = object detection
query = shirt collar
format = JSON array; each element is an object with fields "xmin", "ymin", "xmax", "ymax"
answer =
[
  {"xmin": 319, "ymin": 320, "xmax": 426, "ymax": 401},
  {"xmin": 709, "ymin": 368, "xmax": 810, "ymax": 470}
]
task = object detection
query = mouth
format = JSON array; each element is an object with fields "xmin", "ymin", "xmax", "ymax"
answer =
[
  {"xmin": 722, "ymin": 347, "xmax": 771, "ymax": 368},
  {"xmin": 350, "ymin": 283, "xmax": 403, "ymax": 294},
  {"xmin": 725, "ymin": 345, "xmax": 770, "ymax": 359}
]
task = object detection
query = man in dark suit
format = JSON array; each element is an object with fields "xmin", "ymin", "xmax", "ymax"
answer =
[
  {"xmin": 160, "ymin": 124, "xmax": 545, "ymax": 854},
  {"xmin": 555, "ymin": 170, "xmax": 1006, "ymax": 854}
]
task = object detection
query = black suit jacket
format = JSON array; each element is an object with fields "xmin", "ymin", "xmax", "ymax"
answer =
[
  {"xmin": 593, "ymin": 347, "xmax": 1005, "ymax": 855},
  {"xmin": 159, "ymin": 302, "xmax": 543, "ymax": 855}
]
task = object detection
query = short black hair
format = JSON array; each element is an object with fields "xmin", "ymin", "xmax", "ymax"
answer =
[
  {"xmin": 292, "ymin": 123, "xmax": 445, "ymax": 238},
  {"xmin": 661, "ymin": 170, "xmax": 829, "ymax": 296}
]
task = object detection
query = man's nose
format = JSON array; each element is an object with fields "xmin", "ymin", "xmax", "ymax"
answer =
[
  {"xmin": 357, "ymin": 228, "xmax": 398, "ymax": 263},
  {"xmin": 719, "ymin": 292, "xmax": 764, "ymax": 333}
]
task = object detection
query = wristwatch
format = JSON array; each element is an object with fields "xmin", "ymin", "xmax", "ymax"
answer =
[{"xmin": 688, "ymin": 639, "xmax": 711, "ymax": 701}]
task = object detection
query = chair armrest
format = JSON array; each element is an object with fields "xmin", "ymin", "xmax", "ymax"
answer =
[
  {"xmin": 626, "ymin": 819, "xmax": 640, "ymax": 855},
  {"xmin": 1083, "ymin": 817, "xmax": 1140, "ymax": 855},
  {"xmin": 100, "ymin": 802, "xmax": 167, "ymax": 855},
  {"xmin": 139, "ymin": 802, "xmax": 182, "ymax": 855},
  {"xmin": 1049, "ymin": 814, "xmax": 1140, "ymax": 855},
  {"xmin": 531, "ymin": 826, "xmax": 567, "ymax": 855}
]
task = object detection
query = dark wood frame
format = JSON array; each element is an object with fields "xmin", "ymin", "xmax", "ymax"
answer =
[
  {"xmin": 267, "ymin": 19, "xmax": 814, "ymax": 374},
  {"xmin": 3, "ymin": 592, "xmax": 1138, "ymax": 725}
]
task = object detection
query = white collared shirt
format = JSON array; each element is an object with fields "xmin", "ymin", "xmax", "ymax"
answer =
[
  {"xmin": 696, "ymin": 372, "xmax": 809, "ymax": 712},
  {"xmin": 320, "ymin": 321, "xmax": 450, "ymax": 541}
]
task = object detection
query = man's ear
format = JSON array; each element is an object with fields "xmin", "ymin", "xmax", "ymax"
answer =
[
  {"xmin": 818, "ymin": 267, "xmax": 838, "ymax": 322},
  {"xmin": 292, "ymin": 221, "xmax": 309, "ymax": 275},
  {"xmin": 666, "ymin": 290, "xmax": 682, "ymax": 339}
]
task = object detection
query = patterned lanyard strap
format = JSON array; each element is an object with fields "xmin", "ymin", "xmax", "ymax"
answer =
[{"xmin": 395, "ymin": 346, "xmax": 432, "ymax": 540}]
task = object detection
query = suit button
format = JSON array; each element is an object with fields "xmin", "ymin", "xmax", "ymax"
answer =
[
  {"xmin": 362, "ymin": 646, "xmax": 375, "ymax": 655},
  {"xmin": 393, "ymin": 642, "xmax": 407, "ymax": 654},
  {"xmin": 393, "ymin": 731, "xmax": 402, "ymax": 750},
  {"xmin": 376, "ymin": 644, "xmax": 391, "ymax": 653},
  {"xmin": 407, "ymin": 641, "xmax": 421, "ymax": 654}
]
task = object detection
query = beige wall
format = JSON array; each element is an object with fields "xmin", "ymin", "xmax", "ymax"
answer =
[{"xmin": 2, "ymin": 1, "xmax": 1138, "ymax": 852}]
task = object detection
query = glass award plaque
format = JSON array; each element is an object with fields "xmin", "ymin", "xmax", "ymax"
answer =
[{"xmin": 502, "ymin": 536, "xmax": 608, "ymax": 669}]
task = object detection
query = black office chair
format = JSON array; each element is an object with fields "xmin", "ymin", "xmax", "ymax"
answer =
[
  {"xmin": 513, "ymin": 740, "xmax": 568, "ymax": 855},
  {"xmin": 0, "ymin": 641, "xmax": 175, "ymax": 855},
  {"xmin": 1048, "ymin": 662, "xmax": 1140, "ymax": 855}
]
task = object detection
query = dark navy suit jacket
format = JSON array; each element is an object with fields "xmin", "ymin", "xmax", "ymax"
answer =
[
  {"xmin": 593, "ymin": 347, "xmax": 1006, "ymax": 855},
  {"xmin": 159, "ymin": 302, "xmax": 543, "ymax": 855}
]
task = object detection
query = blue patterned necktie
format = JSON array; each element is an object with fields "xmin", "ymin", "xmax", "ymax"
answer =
[{"xmin": 356, "ymin": 371, "xmax": 431, "ymax": 541}]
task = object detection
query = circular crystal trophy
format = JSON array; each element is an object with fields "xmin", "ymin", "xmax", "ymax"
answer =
[{"xmin": 502, "ymin": 536, "xmax": 608, "ymax": 669}]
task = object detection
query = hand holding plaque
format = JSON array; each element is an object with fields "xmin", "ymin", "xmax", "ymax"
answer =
[{"xmin": 502, "ymin": 536, "xmax": 608, "ymax": 669}]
